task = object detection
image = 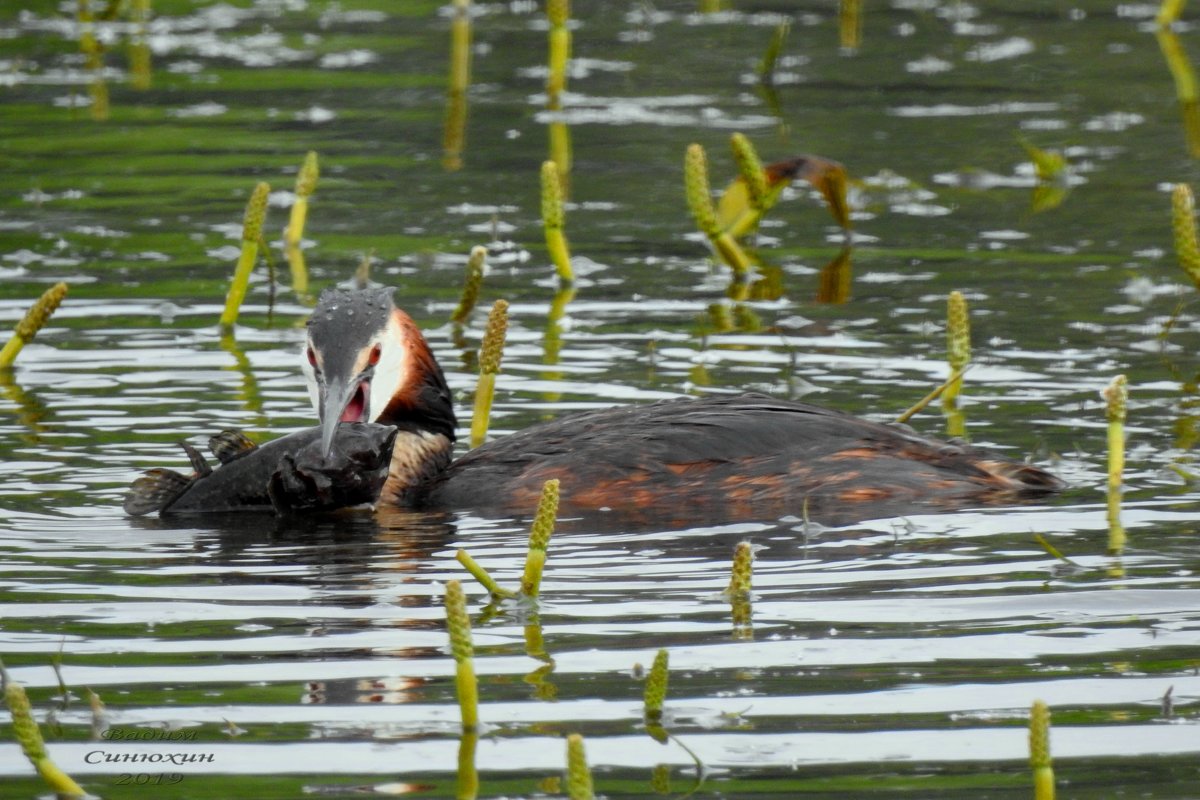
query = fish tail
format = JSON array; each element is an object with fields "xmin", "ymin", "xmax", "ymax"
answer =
[{"xmin": 123, "ymin": 468, "xmax": 191, "ymax": 516}]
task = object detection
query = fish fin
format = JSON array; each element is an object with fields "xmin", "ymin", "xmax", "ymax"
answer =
[
  {"xmin": 123, "ymin": 468, "xmax": 192, "ymax": 516},
  {"xmin": 179, "ymin": 442, "xmax": 212, "ymax": 477},
  {"xmin": 209, "ymin": 430, "xmax": 258, "ymax": 464}
]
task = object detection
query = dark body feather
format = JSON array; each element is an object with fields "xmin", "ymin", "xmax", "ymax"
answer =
[{"xmin": 418, "ymin": 394, "xmax": 1063, "ymax": 526}]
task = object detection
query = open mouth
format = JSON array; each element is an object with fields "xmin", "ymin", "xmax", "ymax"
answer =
[{"xmin": 339, "ymin": 380, "xmax": 370, "ymax": 423}]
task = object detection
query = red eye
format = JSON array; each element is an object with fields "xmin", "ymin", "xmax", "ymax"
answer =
[
  {"xmin": 368, "ymin": 344, "xmax": 382, "ymax": 366},
  {"xmin": 307, "ymin": 347, "xmax": 317, "ymax": 367}
]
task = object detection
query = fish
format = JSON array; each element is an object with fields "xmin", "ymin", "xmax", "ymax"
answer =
[{"xmin": 123, "ymin": 422, "xmax": 399, "ymax": 516}]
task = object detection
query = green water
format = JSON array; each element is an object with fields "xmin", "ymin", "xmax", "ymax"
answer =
[{"xmin": 1, "ymin": 1, "xmax": 1199, "ymax": 798}]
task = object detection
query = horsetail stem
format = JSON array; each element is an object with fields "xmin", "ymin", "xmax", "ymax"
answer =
[
  {"xmin": 2, "ymin": 666, "xmax": 85, "ymax": 797},
  {"xmin": 566, "ymin": 733, "xmax": 595, "ymax": 800},
  {"xmin": 685, "ymin": 144, "xmax": 719, "ymax": 237},
  {"xmin": 1029, "ymin": 700, "xmax": 1055, "ymax": 800},
  {"xmin": 1104, "ymin": 374, "xmax": 1128, "ymax": 490},
  {"xmin": 470, "ymin": 299, "xmax": 508, "ymax": 448},
  {"xmin": 546, "ymin": 0, "xmax": 571, "ymax": 96},
  {"xmin": 685, "ymin": 144, "xmax": 752, "ymax": 277},
  {"xmin": 457, "ymin": 729, "xmax": 479, "ymax": 800},
  {"xmin": 730, "ymin": 133, "xmax": 768, "ymax": 211},
  {"xmin": 1171, "ymin": 184, "xmax": 1200, "ymax": 290},
  {"xmin": 219, "ymin": 181, "xmax": 270, "ymax": 332},
  {"xmin": 452, "ymin": 246, "xmax": 487, "ymax": 324},
  {"xmin": 444, "ymin": 580, "xmax": 479, "ymax": 730},
  {"xmin": 456, "ymin": 548, "xmax": 515, "ymax": 599},
  {"xmin": 521, "ymin": 478, "xmax": 560, "ymax": 597},
  {"xmin": 286, "ymin": 151, "xmax": 319, "ymax": 247},
  {"xmin": 542, "ymin": 160, "xmax": 574, "ymax": 282},
  {"xmin": 644, "ymin": 648, "xmax": 669, "ymax": 718},
  {"xmin": 944, "ymin": 290, "xmax": 970, "ymax": 405},
  {"xmin": 757, "ymin": 21, "xmax": 790, "ymax": 82},
  {"xmin": 728, "ymin": 542, "xmax": 754, "ymax": 637},
  {"xmin": 1159, "ymin": 0, "xmax": 1187, "ymax": 26},
  {"xmin": 727, "ymin": 541, "xmax": 753, "ymax": 595},
  {"xmin": 0, "ymin": 282, "xmax": 68, "ymax": 368},
  {"xmin": 444, "ymin": 0, "xmax": 471, "ymax": 171},
  {"xmin": 894, "ymin": 366, "xmax": 968, "ymax": 425}
]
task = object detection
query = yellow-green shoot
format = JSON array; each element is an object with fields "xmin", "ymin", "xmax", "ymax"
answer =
[
  {"xmin": 1159, "ymin": 0, "xmax": 1188, "ymax": 26},
  {"xmin": 566, "ymin": 733, "xmax": 595, "ymax": 800},
  {"xmin": 1171, "ymin": 184, "xmax": 1200, "ymax": 290},
  {"xmin": 1029, "ymin": 699, "xmax": 1055, "ymax": 800},
  {"xmin": 444, "ymin": 580, "xmax": 479, "ymax": 731},
  {"xmin": 685, "ymin": 143, "xmax": 752, "ymax": 277},
  {"xmin": 1103, "ymin": 375, "xmax": 1128, "ymax": 491},
  {"xmin": 542, "ymin": 160, "xmax": 574, "ymax": 282},
  {"xmin": 727, "ymin": 541, "xmax": 753, "ymax": 637},
  {"xmin": 0, "ymin": 282, "xmax": 68, "ymax": 369},
  {"xmin": 469, "ymin": 299, "xmax": 508, "ymax": 448},
  {"xmin": 456, "ymin": 548, "xmax": 515, "ymax": 600},
  {"xmin": 727, "ymin": 541, "xmax": 753, "ymax": 595},
  {"xmin": 219, "ymin": 181, "xmax": 270, "ymax": 332},
  {"xmin": 452, "ymin": 246, "xmax": 488, "ymax": 325},
  {"xmin": 944, "ymin": 290, "xmax": 970, "ymax": 406},
  {"xmin": 546, "ymin": 0, "xmax": 571, "ymax": 97},
  {"xmin": 520, "ymin": 478, "xmax": 560, "ymax": 598},
  {"xmin": 285, "ymin": 151, "xmax": 319, "ymax": 248},
  {"xmin": 643, "ymin": 648, "xmax": 670, "ymax": 742},
  {"xmin": 444, "ymin": 0, "xmax": 472, "ymax": 171},
  {"xmin": 2, "ymin": 663, "xmax": 86, "ymax": 797}
]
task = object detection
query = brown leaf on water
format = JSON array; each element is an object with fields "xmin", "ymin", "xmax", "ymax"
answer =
[
  {"xmin": 768, "ymin": 156, "xmax": 852, "ymax": 230},
  {"xmin": 717, "ymin": 155, "xmax": 851, "ymax": 238}
]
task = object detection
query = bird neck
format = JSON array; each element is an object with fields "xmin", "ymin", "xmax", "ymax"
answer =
[
  {"xmin": 379, "ymin": 429, "xmax": 454, "ymax": 507},
  {"xmin": 373, "ymin": 316, "xmax": 458, "ymax": 506}
]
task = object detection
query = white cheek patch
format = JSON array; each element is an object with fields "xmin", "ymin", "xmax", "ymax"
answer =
[
  {"xmin": 301, "ymin": 342, "xmax": 321, "ymax": 417},
  {"xmin": 368, "ymin": 324, "xmax": 408, "ymax": 423}
]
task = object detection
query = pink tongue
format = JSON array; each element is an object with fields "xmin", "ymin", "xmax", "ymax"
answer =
[{"xmin": 339, "ymin": 382, "xmax": 368, "ymax": 422}]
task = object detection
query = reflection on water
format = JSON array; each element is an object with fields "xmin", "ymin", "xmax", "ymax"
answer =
[{"xmin": 2, "ymin": 1, "xmax": 1200, "ymax": 797}]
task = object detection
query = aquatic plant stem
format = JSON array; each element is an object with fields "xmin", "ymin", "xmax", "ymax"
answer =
[
  {"xmin": 456, "ymin": 548, "xmax": 515, "ymax": 599},
  {"xmin": 542, "ymin": 160, "xmax": 574, "ymax": 282},
  {"xmin": 1171, "ymin": 184, "xmax": 1200, "ymax": 289},
  {"xmin": 756, "ymin": 21, "xmax": 790, "ymax": 83},
  {"xmin": 520, "ymin": 478, "xmax": 560, "ymax": 597},
  {"xmin": 1, "ymin": 662, "xmax": 86, "ymax": 797},
  {"xmin": 685, "ymin": 143, "xmax": 752, "ymax": 277},
  {"xmin": 457, "ymin": 729, "xmax": 478, "ymax": 800},
  {"xmin": 1158, "ymin": 0, "xmax": 1188, "ymax": 27},
  {"xmin": 944, "ymin": 290, "xmax": 970, "ymax": 406},
  {"xmin": 566, "ymin": 733, "xmax": 595, "ymax": 800},
  {"xmin": 644, "ymin": 648, "xmax": 669, "ymax": 718},
  {"xmin": 470, "ymin": 299, "xmax": 508, "ymax": 448},
  {"xmin": 727, "ymin": 541, "xmax": 753, "ymax": 595},
  {"xmin": 444, "ymin": 580, "xmax": 479, "ymax": 731},
  {"xmin": 895, "ymin": 366, "xmax": 969, "ymax": 425},
  {"xmin": 546, "ymin": 0, "xmax": 571, "ymax": 97},
  {"xmin": 730, "ymin": 133, "xmax": 768, "ymax": 212},
  {"xmin": 1029, "ymin": 699, "xmax": 1055, "ymax": 800},
  {"xmin": 219, "ymin": 181, "xmax": 270, "ymax": 332},
  {"xmin": 1104, "ymin": 375, "xmax": 1128, "ymax": 491},
  {"xmin": 727, "ymin": 541, "xmax": 753, "ymax": 637},
  {"xmin": 452, "ymin": 246, "xmax": 488, "ymax": 324},
  {"xmin": 444, "ymin": 0, "xmax": 471, "ymax": 170},
  {"xmin": 285, "ymin": 151, "xmax": 319, "ymax": 248},
  {"xmin": 0, "ymin": 283, "xmax": 68, "ymax": 369}
]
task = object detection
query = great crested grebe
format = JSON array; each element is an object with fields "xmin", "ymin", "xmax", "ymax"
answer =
[{"xmin": 301, "ymin": 287, "xmax": 1064, "ymax": 525}]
